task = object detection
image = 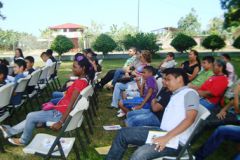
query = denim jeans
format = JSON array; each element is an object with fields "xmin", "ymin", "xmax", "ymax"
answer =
[
  {"xmin": 4, "ymin": 110, "xmax": 62, "ymax": 144},
  {"xmin": 125, "ymin": 109, "xmax": 161, "ymax": 127},
  {"xmin": 195, "ymin": 125, "xmax": 240, "ymax": 160},
  {"xmin": 200, "ymin": 98, "xmax": 215, "ymax": 111},
  {"xmin": 111, "ymin": 82, "xmax": 128, "ymax": 108},
  {"xmin": 106, "ymin": 127, "xmax": 179, "ymax": 160},
  {"xmin": 122, "ymin": 97, "xmax": 151, "ymax": 109},
  {"xmin": 112, "ymin": 69, "xmax": 125, "ymax": 86},
  {"xmin": 50, "ymin": 91, "xmax": 64, "ymax": 105}
]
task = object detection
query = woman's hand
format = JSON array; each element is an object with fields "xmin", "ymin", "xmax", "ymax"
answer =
[
  {"xmin": 50, "ymin": 121, "xmax": 62, "ymax": 131},
  {"xmin": 217, "ymin": 110, "xmax": 227, "ymax": 120}
]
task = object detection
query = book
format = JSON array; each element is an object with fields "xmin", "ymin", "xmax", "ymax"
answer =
[
  {"xmin": 103, "ymin": 125, "xmax": 121, "ymax": 131},
  {"xmin": 145, "ymin": 130, "xmax": 179, "ymax": 149}
]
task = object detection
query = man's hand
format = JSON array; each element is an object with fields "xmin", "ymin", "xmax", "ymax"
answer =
[
  {"xmin": 133, "ymin": 105, "xmax": 142, "ymax": 110},
  {"xmin": 217, "ymin": 110, "xmax": 227, "ymax": 120},
  {"xmin": 50, "ymin": 121, "xmax": 62, "ymax": 131},
  {"xmin": 152, "ymin": 136, "xmax": 169, "ymax": 152}
]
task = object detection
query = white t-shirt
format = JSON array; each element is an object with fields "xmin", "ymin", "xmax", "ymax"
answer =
[
  {"xmin": 161, "ymin": 60, "xmax": 177, "ymax": 69},
  {"xmin": 45, "ymin": 59, "xmax": 53, "ymax": 67}
]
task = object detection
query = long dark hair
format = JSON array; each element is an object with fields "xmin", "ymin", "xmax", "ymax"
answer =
[
  {"xmin": 74, "ymin": 53, "xmax": 95, "ymax": 82},
  {"xmin": 15, "ymin": 48, "xmax": 24, "ymax": 58},
  {"xmin": 190, "ymin": 49, "xmax": 201, "ymax": 67},
  {"xmin": 215, "ymin": 59, "xmax": 228, "ymax": 77}
]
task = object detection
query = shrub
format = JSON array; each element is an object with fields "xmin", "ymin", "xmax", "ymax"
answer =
[
  {"xmin": 50, "ymin": 35, "xmax": 74, "ymax": 60},
  {"xmin": 170, "ymin": 33, "xmax": 197, "ymax": 53},
  {"xmin": 202, "ymin": 35, "xmax": 225, "ymax": 52},
  {"xmin": 233, "ymin": 35, "xmax": 240, "ymax": 49},
  {"xmin": 93, "ymin": 34, "xmax": 117, "ymax": 55},
  {"xmin": 122, "ymin": 32, "xmax": 159, "ymax": 53}
]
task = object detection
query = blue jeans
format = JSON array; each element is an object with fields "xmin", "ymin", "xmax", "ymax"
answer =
[
  {"xmin": 195, "ymin": 125, "xmax": 240, "ymax": 160},
  {"xmin": 50, "ymin": 91, "xmax": 64, "ymax": 105},
  {"xmin": 3, "ymin": 110, "xmax": 62, "ymax": 144},
  {"xmin": 122, "ymin": 97, "xmax": 151, "ymax": 109},
  {"xmin": 106, "ymin": 127, "xmax": 179, "ymax": 160},
  {"xmin": 111, "ymin": 82, "xmax": 128, "ymax": 108},
  {"xmin": 112, "ymin": 69, "xmax": 125, "ymax": 86},
  {"xmin": 200, "ymin": 98, "xmax": 215, "ymax": 111},
  {"xmin": 125, "ymin": 109, "xmax": 160, "ymax": 127}
]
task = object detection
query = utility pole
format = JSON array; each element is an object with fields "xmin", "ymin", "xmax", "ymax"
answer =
[{"xmin": 137, "ymin": 0, "xmax": 140, "ymax": 32}]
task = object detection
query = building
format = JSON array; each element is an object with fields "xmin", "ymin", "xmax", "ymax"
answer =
[{"xmin": 49, "ymin": 23, "xmax": 87, "ymax": 49}]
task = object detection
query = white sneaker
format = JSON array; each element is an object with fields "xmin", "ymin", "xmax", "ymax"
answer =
[
  {"xmin": 117, "ymin": 109, "xmax": 123, "ymax": 113},
  {"xmin": 117, "ymin": 112, "xmax": 126, "ymax": 118},
  {"xmin": 0, "ymin": 125, "xmax": 10, "ymax": 138}
]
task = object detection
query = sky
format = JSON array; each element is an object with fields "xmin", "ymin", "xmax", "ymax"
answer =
[{"xmin": 0, "ymin": 0, "xmax": 224, "ymax": 37}]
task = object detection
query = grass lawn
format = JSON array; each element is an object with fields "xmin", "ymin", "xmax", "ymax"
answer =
[{"xmin": 0, "ymin": 57, "xmax": 240, "ymax": 160}]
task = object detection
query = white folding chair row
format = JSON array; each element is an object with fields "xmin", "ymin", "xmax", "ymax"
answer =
[
  {"xmin": 153, "ymin": 105, "xmax": 210, "ymax": 160},
  {"xmin": 0, "ymin": 83, "xmax": 15, "ymax": 122},
  {"xmin": 23, "ymin": 97, "xmax": 89, "ymax": 159}
]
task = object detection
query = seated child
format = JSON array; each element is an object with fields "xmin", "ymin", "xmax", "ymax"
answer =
[
  {"xmin": 11, "ymin": 59, "xmax": 27, "ymax": 105},
  {"xmin": 118, "ymin": 66, "xmax": 158, "ymax": 117},
  {"xmin": 41, "ymin": 52, "xmax": 53, "ymax": 67},
  {"xmin": 24, "ymin": 56, "xmax": 35, "ymax": 75}
]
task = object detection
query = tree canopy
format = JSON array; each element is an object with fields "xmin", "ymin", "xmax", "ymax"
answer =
[{"xmin": 93, "ymin": 34, "xmax": 117, "ymax": 55}]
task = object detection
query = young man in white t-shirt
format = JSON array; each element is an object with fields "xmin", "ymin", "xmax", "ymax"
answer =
[
  {"xmin": 41, "ymin": 52, "xmax": 53, "ymax": 67},
  {"xmin": 106, "ymin": 68, "xmax": 199, "ymax": 160}
]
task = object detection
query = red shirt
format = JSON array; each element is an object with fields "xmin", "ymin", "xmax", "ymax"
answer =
[
  {"xmin": 198, "ymin": 75, "xmax": 228, "ymax": 104},
  {"xmin": 54, "ymin": 79, "xmax": 88, "ymax": 114}
]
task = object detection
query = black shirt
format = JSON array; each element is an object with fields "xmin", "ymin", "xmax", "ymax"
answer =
[
  {"xmin": 151, "ymin": 87, "xmax": 172, "ymax": 121},
  {"xmin": 182, "ymin": 61, "xmax": 201, "ymax": 75}
]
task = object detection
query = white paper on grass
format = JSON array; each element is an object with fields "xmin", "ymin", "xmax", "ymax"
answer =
[
  {"xmin": 145, "ymin": 131, "xmax": 179, "ymax": 149},
  {"xmin": 42, "ymin": 138, "xmax": 71, "ymax": 151},
  {"xmin": 103, "ymin": 125, "xmax": 121, "ymax": 131}
]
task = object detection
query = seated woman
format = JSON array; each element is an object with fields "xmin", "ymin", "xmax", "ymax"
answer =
[
  {"xmin": 0, "ymin": 54, "xmax": 93, "ymax": 146},
  {"xmin": 110, "ymin": 50, "xmax": 152, "ymax": 109},
  {"xmin": 181, "ymin": 49, "xmax": 201, "ymax": 81},
  {"xmin": 197, "ymin": 59, "xmax": 229, "ymax": 111},
  {"xmin": 125, "ymin": 73, "xmax": 172, "ymax": 127}
]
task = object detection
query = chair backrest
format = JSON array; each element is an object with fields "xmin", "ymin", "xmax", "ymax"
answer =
[
  {"xmin": 180, "ymin": 104, "xmax": 210, "ymax": 144},
  {"xmin": 155, "ymin": 77, "xmax": 163, "ymax": 93},
  {"xmin": 7, "ymin": 66, "xmax": 14, "ymax": 75},
  {"xmin": 15, "ymin": 75, "xmax": 31, "ymax": 93},
  {"xmin": 56, "ymin": 61, "xmax": 62, "ymax": 71},
  {"xmin": 0, "ymin": 83, "xmax": 15, "ymax": 108},
  {"xmin": 64, "ymin": 97, "xmax": 89, "ymax": 132},
  {"xmin": 28, "ymin": 69, "xmax": 42, "ymax": 86},
  {"xmin": 38, "ymin": 66, "xmax": 49, "ymax": 82},
  {"xmin": 98, "ymin": 59, "xmax": 103, "ymax": 65},
  {"xmin": 80, "ymin": 85, "xmax": 94, "ymax": 98},
  {"xmin": 47, "ymin": 62, "xmax": 56, "ymax": 79}
]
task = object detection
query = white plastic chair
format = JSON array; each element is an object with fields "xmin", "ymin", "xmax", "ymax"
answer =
[
  {"xmin": 54, "ymin": 61, "xmax": 62, "ymax": 89},
  {"xmin": 156, "ymin": 77, "xmax": 163, "ymax": 94},
  {"xmin": 98, "ymin": 59, "xmax": 103, "ymax": 66},
  {"xmin": 36, "ymin": 66, "xmax": 50, "ymax": 97},
  {"xmin": 153, "ymin": 105, "xmax": 210, "ymax": 160},
  {"xmin": 0, "ymin": 83, "xmax": 15, "ymax": 123},
  {"xmin": 23, "ymin": 97, "xmax": 89, "ymax": 160}
]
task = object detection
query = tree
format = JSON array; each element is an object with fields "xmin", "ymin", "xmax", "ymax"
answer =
[
  {"xmin": 0, "ymin": 1, "xmax": 5, "ymax": 20},
  {"xmin": 122, "ymin": 32, "xmax": 159, "ymax": 53},
  {"xmin": 202, "ymin": 35, "xmax": 226, "ymax": 52},
  {"xmin": 50, "ymin": 35, "xmax": 74, "ymax": 60},
  {"xmin": 207, "ymin": 17, "xmax": 224, "ymax": 35},
  {"xmin": 170, "ymin": 33, "xmax": 197, "ymax": 53},
  {"xmin": 39, "ymin": 28, "xmax": 54, "ymax": 47},
  {"xmin": 93, "ymin": 34, "xmax": 117, "ymax": 55},
  {"xmin": 221, "ymin": 0, "xmax": 240, "ymax": 28},
  {"xmin": 233, "ymin": 35, "xmax": 240, "ymax": 49},
  {"xmin": 177, "ymin": 8, "xmax": 201, "ymax": 36}
]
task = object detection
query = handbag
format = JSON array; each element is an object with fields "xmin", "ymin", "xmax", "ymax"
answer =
[{"xmin": 42, "ymin": 102, "xmax": 55, "ymax": 111}]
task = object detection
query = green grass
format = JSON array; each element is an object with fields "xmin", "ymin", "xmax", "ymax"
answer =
[{"xmin": 0, "ymin": 57, "xmax": 240, "ymax": 160}]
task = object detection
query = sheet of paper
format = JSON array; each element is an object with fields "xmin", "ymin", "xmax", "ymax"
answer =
[
  {"xmin": 95, "ymin": 145, "xmax": 111, "ymax": 155},
  {"xmin": 103, "ymin": 125, "xmax": 121, "ymax": 131},
  {"xmin": 145, "ymin": 131, "xmax": 179, "ymax": 149}
]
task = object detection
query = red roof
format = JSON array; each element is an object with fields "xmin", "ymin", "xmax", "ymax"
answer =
[{"xmin": 49, "ymin": 23, "xmax": 86, "ymax": 29}]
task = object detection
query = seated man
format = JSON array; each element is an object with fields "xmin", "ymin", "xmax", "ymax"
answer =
[
  {"xmin": 189, "ymin": 56, "xmax": 214, "ymax": 90},
  {"xmin": 197, "ymin": 59, "xmax": 228, "ymax": 111},
  {"xmin": 158, "ymin": 52, "xmax": 176, "ymax": 71},
  {"xmin": 106, "ymin": 68, "xmax": 199, "ymax": 160},
  {"xmin": 195, "ymin": 125, "xmax": 240, "ymax": 160},
  {"xmin": 125, "ymin": 75, "xmax": 172, "ymax": 127}
]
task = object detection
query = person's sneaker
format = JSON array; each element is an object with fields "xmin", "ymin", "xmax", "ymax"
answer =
[
  {"xmin": 117, "ymin": 112, "xmax": 126, "ymax": 118},
  {"xmin": 0, "ymin": 125, "xmax": 10, "ymax": 138},
  {"xmin": 117, "ymin": 109, "xmax": 123, "ymax": 113},
  {"xmin": 8, "ymin": 138, "xmax": 24, "ymax": 146}
]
